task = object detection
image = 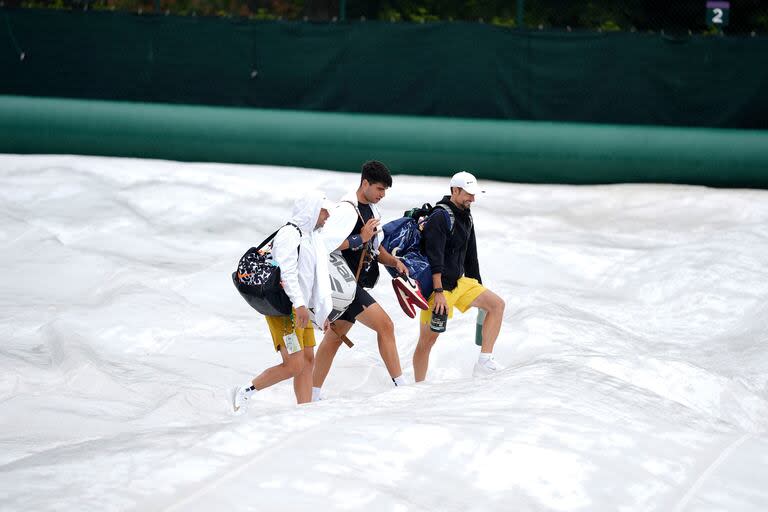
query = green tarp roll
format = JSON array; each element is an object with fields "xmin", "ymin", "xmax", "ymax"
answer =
[{"xmin": 1, "ymin": 95, "xmax": 767, "ymax": 187}]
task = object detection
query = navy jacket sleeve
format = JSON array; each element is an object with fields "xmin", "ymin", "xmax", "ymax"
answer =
[
  {"xmin": 464, "ymin": 224, "xmax": 482, "ymax": 284},
  {"xmin": 423, "ymin": 210, "xmax": 449, "ymax": 275}
]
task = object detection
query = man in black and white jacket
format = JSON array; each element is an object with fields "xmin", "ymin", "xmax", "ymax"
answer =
[
  {"xmin": 312, "ymin": 161, "xmax": 410, "ymax": 400},
  {"xmin": 414, "ymin": 171, "xmax": 506, "ymax": 382}
]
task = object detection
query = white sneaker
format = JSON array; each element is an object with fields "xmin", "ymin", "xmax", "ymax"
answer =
[
  {"xmin": 232, "ymin": 386, "xmax": 251, "ymax": 415},
  {"xmin": 473, "ymin": 355, "xmax": 502, "ymax": 377}
]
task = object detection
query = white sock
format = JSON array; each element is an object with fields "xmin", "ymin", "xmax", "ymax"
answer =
[
  {"xmin": 312, "ymin": 387, "xmax": 323, "ymax": 402},
  {"xmin": 392, "ymin": 375, "xmax": 406, "ymax": 387},
  {"xmin": 478, "ymin": 353, "xmax": 493, "ymax": 364}
]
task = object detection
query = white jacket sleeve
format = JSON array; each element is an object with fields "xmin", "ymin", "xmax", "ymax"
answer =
[
  {"xmin": 322, "ymin": 201, "xmax": 359, "ymax": 253},
  {"xmin": 271, "ymin": 226, "xmax": 305, "ymax": 309}
]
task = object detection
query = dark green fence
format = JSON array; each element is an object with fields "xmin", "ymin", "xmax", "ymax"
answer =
[{"xmin": 2, "ymin": 9, "xmax": 767, "ymax": 128}]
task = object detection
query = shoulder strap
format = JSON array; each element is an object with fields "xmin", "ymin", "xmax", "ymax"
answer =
[
  {"xmin": 342, "ymin": 200, "xmax": 365, "ymax": 224},
  {"xmin": 284, "ymin": 222, "xmax": 302, "ymax": 255},
  {"xmin": 255, "ymin": 229, "xmax": 280, "ymax": 252},
  {"xmin": 285, "ymin": 221, "xmax": 302, "ymax": 237},
  {"xmin": 433, "ymin": 203, "xmax": 455, "ymax": 233},
  {"xmin": 256, "ymin": 222, "xmax": 302, "ymax": 253}
]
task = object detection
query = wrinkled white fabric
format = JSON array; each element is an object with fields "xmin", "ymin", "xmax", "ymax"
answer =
[
  {"xmin": 322, "ymin": 190, "xmax": 383, "ymax": 254},
  {"xmin": 271, "ymin": 191, "xmax": 333, "ymax": 326}
]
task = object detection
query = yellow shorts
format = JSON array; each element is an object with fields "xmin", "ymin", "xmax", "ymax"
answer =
[
  {"xmin": 264, "ymin": 310, "xmax": 316, "ymax": 352},
  {"xmin": 420, "ymin": 277, "xmax": 487, "ymax": 324}
]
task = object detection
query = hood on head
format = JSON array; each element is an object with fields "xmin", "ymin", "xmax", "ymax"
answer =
[{"xmin": 290, "ymin": 191, "xmax": 327, "ymax": 234}]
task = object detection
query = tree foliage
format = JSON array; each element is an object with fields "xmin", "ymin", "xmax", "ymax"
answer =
[{"xmin": 7, "ymin": 0, "xmax": 768, "ymax": 33}]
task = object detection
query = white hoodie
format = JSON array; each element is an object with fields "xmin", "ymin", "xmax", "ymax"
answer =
[{"xmin": 271, "ymin": 192, "xmax": 333, "ymax": 327}]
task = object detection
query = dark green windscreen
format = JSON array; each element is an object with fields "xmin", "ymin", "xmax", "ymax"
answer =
[{"xmin": 1, "ymin": 9, "xmax": 767, "ymax": 128}]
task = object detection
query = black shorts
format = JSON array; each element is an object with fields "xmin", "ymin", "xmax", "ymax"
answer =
[{"xmin": 336, "ymin": 285, "xmax": 376, "ymax": 324}]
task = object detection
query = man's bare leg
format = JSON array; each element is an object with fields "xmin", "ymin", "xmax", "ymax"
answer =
[
  {"xmin": 312, "ymin": 319, "xmax": 353, "ymax": 390},
  {"xmin": 232, "ymin": 344, "xmax": 308, "ymax": 414},
  {"xmin": 356, "ymin": 303, "xmax": 402, "ymax": 379},
  {"xmin": 413, "ymin": 321, "xmax": 440, "ymax": 382},
  {"xmin": 470, "ymin": 290, "xmax": 506, "ymax": 353},
  {"xmin": 293, "ymin": 346, "xmax": 315, "ymax": 404},
  {"xmin": 250, "ymin": 344, "xmax": 306, "ymax": 391}
]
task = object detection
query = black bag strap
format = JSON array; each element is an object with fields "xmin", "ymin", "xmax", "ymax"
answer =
[
  {"xmin": 286, "ymin": 222, "xmax": 302, "ymax": 255},
  {"xmin": 255, "ymin": 222, "xmax": 302, "ymax": 252},
  {"xmin": 285, "ymin": 222, "xmax": 302, "ymax": 237},
  {"xmin": 255, "ymin": 229, "xmax": 280, "ymax": 252}
]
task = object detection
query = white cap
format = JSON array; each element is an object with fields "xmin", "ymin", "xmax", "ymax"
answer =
[
  {"xmin": 321, "ymin": 197, "xmax": 335, "ymax": 211},
  {"xmin": 449, "ymin": 171, "xmax": 483, "ymax": 195}
]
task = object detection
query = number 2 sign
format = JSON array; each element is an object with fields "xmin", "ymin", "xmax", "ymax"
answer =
[{"xmin": 706, "ymin": 1, "xmax": 730, "ymax": 27}]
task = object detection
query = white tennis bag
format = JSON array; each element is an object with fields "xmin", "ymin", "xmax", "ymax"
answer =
[{"xmin": 324, "ymin": 251, "xmax": 356, "ymax": 323}]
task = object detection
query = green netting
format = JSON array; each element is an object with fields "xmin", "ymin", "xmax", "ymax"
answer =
[{"xmin": 1, "ymin": 10, "xmax": 767, "ymax": 128}]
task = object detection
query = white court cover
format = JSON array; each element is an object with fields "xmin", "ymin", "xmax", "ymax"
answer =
[{"xmin": 1, "ymin": 155, "xmax": 767, "ymax": 511}]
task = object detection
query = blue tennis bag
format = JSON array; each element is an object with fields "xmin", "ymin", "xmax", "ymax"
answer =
[{"xmin": 381, "ymin": 203, "xmax": 454, "ymax": 299}]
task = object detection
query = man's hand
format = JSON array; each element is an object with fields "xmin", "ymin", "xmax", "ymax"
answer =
[
  {"xmin": 360, "ymin": 218, "xmax": 380, "ymax": 243},
  {"xmin": 433, "ymin": 292, "xmax": 448, "ymax": 315},
  {"xmin": 323, "ymin": 318, "xmax": 330, "ymax": 332},
  {"xmin": 295, "ymin": 306, "xmax": 310, "ymax": 329},
  {"xmin": 394, "ymin": 258, "xmax": 409, "ymax": 277}
]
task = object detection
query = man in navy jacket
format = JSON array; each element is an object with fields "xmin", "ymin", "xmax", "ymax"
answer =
[{"xmin": 413, "ymin": 171, "xmax": 506, "ymax": 381}]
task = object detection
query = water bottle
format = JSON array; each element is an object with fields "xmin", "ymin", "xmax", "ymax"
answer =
[
  {"xmin": 429, "ymin": 310, "xmax": 448, "ymax": 333},
  {"xmin": 475, "ymin": 309, "xmax": 486, "ymax": 346}
]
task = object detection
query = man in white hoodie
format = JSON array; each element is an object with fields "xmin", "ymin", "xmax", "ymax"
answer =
[
  {"xmin": 312, "ymin": 161, "xmax": 409, "ymax": 400},
  {"xmin": 233, "ymin": 191, "xmax": 335, "ymax": 412}
]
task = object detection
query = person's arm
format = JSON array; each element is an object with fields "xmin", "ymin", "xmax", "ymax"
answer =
[
  {"xmin": 378, "ymin": 245, "xmax": 409, "ymax": 276},
  {"xmin": 423, "ymin": 212, "xmax": 449, "ymax": 313},
  {"xmin": 431, "ymin": 271, "xmax": 448, "ymax": 314},
  {"xmin": 271, "ymin": 226, "xmax": 305, "ymax": 310},
  {"xmin": 337, "ymin": 218, "xmax": 380, "ymax": 251},
  {"xmin": 464, "ymin": 224, "xmax": 482, "ymax": 284},
  {"xmin": 322, "ymin": 202, "xmax": 377, "ymax": 252},
  {"xmin": 423, "ymin": 211, "xmax": 449, "ymax": 278}
]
